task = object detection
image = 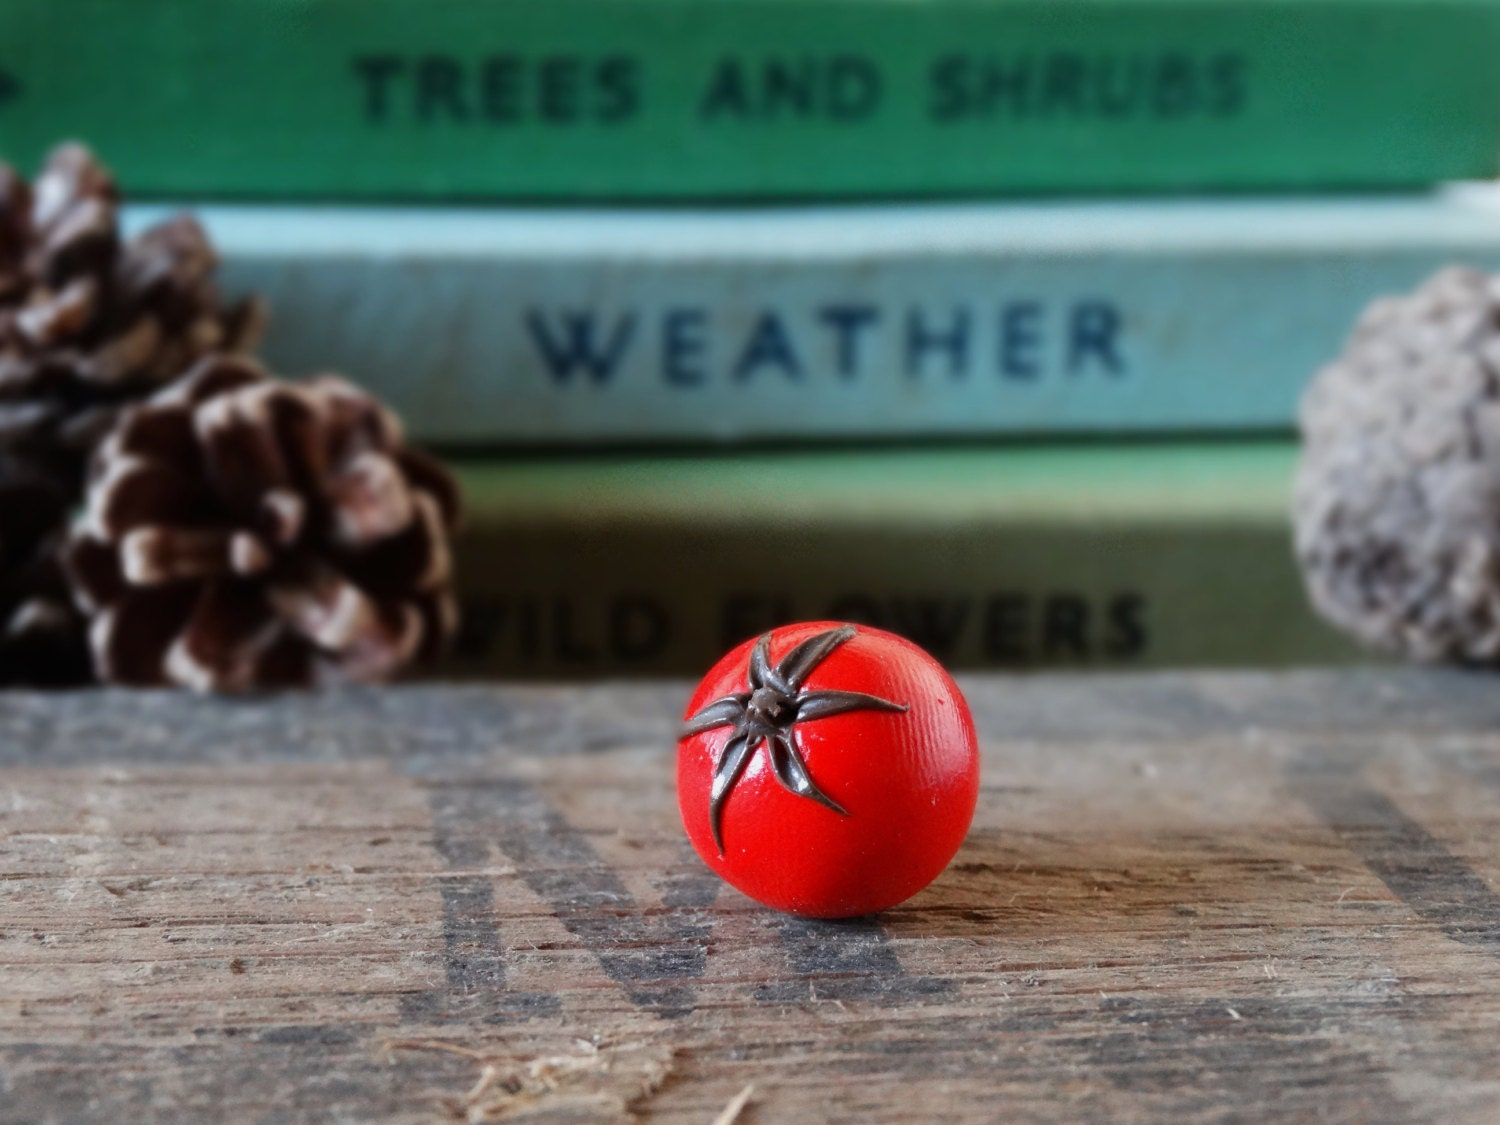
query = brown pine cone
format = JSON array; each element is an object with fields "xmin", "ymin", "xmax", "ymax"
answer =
[
  {"xmin": 1294, "ymin": 266, "xmax": 1500, "ymax": 662},
  {"xmin": 0, "ymin": 142, "xmax": 266, "ymax": 495},
  {"xmin": 65, "ymin": 356, "xmax": 462, "ymax": 691}
]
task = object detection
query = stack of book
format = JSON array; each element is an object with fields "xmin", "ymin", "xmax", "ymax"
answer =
[{"xmin": 16, "ymin": 0, "xmax": 1500, "ymax": 676}]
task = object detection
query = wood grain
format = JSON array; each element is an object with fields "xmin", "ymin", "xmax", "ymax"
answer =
[{"xmin": 3, "ymin": 669, "xmax": 1500, "ymax": 1122}]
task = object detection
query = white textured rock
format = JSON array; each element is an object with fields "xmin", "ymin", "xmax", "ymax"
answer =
[{"xmin": 1295, "ymin": 266, "xmax": 1500, "ymax": 661}]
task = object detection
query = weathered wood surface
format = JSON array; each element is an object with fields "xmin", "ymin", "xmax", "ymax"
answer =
[{"xmin": 4, "ymin": 670, "xmax": 1500, "ymax": 1123}]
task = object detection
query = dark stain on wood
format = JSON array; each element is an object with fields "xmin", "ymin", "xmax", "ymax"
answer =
[
  {"xmin": 1292, "ymin": 757, "xmax": 1500, "ymax": 951},
  {"xmin": 754, "ymin": 915, "xmax": 956, "ymax": 1004},
  {"xmin": 399, "ymin": 782, "xmax": 562, "ymax": 1024},
  {"xmin": 443, "ymin": 776, "xmax": 713, "ymax": 1018}
]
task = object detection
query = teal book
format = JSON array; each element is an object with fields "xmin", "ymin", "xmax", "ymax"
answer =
[
  {"xmin": 7, "ymin": 0, "xmax": 1500, "ymax": 199},
  {"xmin": 443, "ymin": 442, "xmax": 1362, "ymax": 679},
  {"xmin": 126, "ymin": 187, "xmax": 1500, "ymax": 444}
]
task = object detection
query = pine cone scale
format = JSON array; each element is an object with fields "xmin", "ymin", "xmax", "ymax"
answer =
[
  {"xmin": 121, "ymin": 526, "xmax": 234, "ymax": 586},
  {"xmin": 17, "ymin": 278, "xmax": 97, "ymax": 345},
  {"xmin": 39, "ymin": 198, "xmax": 115, "ymax": 283},
  {"xmin": 221, "ymin": 296, "xmax": 270, "ymax": 356},
  {"xmin": 230, "ymin": 531, "xmax": 273, "ymax": 576},
  {"xmin": 397, "ymin": 447, "xmax": 463, "ymax": 530},
  {"xmin": 166, "ymin": 579, "xmax": 285, "ymax": 693},
  {"xmin": 82, "ymin": 315, "xmax": 162, "ymax": 384},
  {"xmin": 197, "ymin": 381, "xmax": 306, "ymax": 511},
  {"xmin": 109, "ymin": 399, "xmax": 198, "ymax": 466},
  {"xmin": 326, "ymin": 452, "xmax": 415, "ymax": 547},
  {"xmin": 410, "ymin": 493, "xmax": 453, "ymax": 590},
  {"xmin": 258, "ymin": 489, "xmax": 307, "ymax": 548},
  {"xmin": 90, "ymin": 587, "xmax": 195, "ymax": 685},
  {"xmin": 64, "ymin": 533, "xmax": 125, "ymax": 614},
  {"xmin": 268, "ymin": 564, "xmax": 381, "ymax": 650},
  {"xmin": 90, "ymin": 456, "xmax": 205, "ymax": 540},
  {"xmin": 335, "ymin": 491, "xmax": 452, "ymax": 598},
  {"xmin": 0, "ymin": 399, "xmax": 61, "ymax": 443}
]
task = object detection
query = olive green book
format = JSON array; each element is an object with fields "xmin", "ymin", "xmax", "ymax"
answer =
[
  {"xmin": 6, "ymin": 0, "xmax": 1500, "ymax": 198},
  {"xmin": 442, "ymin": 442, "xmax": 1361, "ymax": 679}
]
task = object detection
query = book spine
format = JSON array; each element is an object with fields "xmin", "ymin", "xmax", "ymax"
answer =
[
  {"xmin": 7, "ymin": 0, "xmax": 1500, "ymax": 198},
  {"xmin": 440, "ymin": 448, "xmax": 1359, "ymax": 678},
  {"xmin": 129, "ymin": 195, "xmax": 1500, "ymax": 443}
]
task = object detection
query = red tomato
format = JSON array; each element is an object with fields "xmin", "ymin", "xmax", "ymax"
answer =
[{"xmin": 677, "ymin": 621, "xmax": 979, "ymax": 918}]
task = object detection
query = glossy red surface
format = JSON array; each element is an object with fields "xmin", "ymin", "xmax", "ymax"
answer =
[{"xmin": 677, "ymin": 621, "xmax": 980, "ymax": 918}]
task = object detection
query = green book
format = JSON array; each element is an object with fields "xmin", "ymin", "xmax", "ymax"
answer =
[
  {"xmin": 130, "ymin": 189, "xmax": 1500, "ymax": 444},
  {"xmin": 6, "ymin": 0, "xmax": 1500, "ymax": 199},
  {"xmin": 443, "ymin": 442, "xmax": 1362, "ymax": 678}
]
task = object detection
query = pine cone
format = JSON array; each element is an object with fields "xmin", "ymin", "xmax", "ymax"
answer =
[
  {"xmin": 1294, "ymin": 266, "xmax": 1500, "ymax": 662},
  {"xmin": 65, "ymin": 356, "xmax": 462, "ymax": 691},
  {"xmin": 0, "ymin": 142, "xmax": 266, "ymax": 495}
]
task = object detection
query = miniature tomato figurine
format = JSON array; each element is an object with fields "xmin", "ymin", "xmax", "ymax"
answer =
[{"xmin": 677, "ymin": 621, "xmax": 979, "ymax": 918}]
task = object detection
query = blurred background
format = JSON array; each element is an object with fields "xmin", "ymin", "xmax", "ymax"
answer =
[{"xmin": 9, "ymin": 0, "xmax": 1500, "ymax": 680}]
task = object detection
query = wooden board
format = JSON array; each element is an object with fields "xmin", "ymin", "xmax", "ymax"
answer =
[{"xmin": 4, "ymin": 669, "xmax": 1500, "ymax": 1122}]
